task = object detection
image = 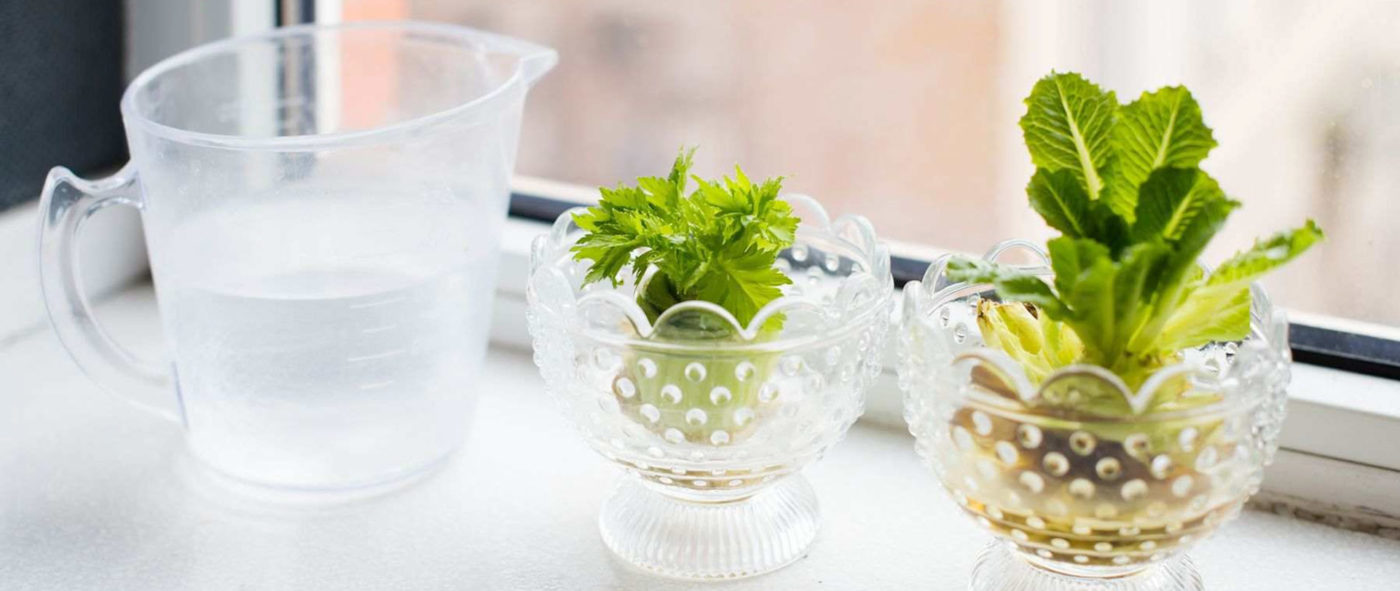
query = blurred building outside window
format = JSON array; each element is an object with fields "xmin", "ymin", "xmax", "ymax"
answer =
[{"xmin": 340, "ymin": 1, "xmax": 1400, "ymax": 335}]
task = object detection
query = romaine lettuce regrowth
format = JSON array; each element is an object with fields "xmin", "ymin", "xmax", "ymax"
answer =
[{"xmin": 949, "ymin": 72, "xmax": 1322, "ymax": 395}]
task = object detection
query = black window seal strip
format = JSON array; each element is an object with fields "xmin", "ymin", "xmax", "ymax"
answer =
[{"xmin": 507, "ymin": 191, "xmax": 1400, "ymax": 381}]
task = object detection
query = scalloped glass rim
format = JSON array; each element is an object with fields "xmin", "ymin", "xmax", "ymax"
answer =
[
  {"xmin": 529, "ymin": 193, "xmax": 893, "ymax": 351},
  {"xmin": 905, "ymin": 239, "xmax": 1290, "ymax": 420}
]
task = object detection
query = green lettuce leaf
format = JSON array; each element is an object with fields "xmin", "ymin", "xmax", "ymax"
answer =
[
  {"xmin": 1205, "ymin": 220, "xmax": 1326, "ymax": 291},
  {"xmin": 1045, "ymin": 237, "xmax": 1116, "ymax": 358},
  {"xmin": 1156, "ymin": 285, "xmax": 1252, "ymax": 352},
  {"xmin": 1132, "ymin": 168, "xmax": 1228, "ymax": 243},
  {"xmin": 959, "ymin": 71, "xmax": 1324, "ymax": 413},
  {"xmin": 1042, "ymin": 238, "xmax": 1169, "ymax": 371},
  {"xmin": 946, "ymin": 258, "xmax": 1066, "ymax": 316},
  {"xmin": 1108, "ymin": 86, "xmax": 1217, "ymax": 220},
  {"xmin": 1027, "ymin": 168, "xmax": 1093, "ymax": 239},
  {"xmin": 1020, "ymin": 72, "xmax": 1117, "ymax": 199},
  {"xmin": 1152, "ymin": 220, "xmax": 1325, "ymax": 350}
]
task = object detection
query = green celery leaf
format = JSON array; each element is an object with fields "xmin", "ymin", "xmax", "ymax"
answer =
[
  {"xmin": 696, "ymin": 176, "xmax": 749, "ymax": 214},
  {"xmin": 757, "ymin": 199, "xmax": 797, "ymax": 249},
  {"xmin": 1020, "ymin": 72, "xmax": 1117, "ymax": 199},
  {"xmin": 667, "ymin": 148, "xmax": 695, "ymax": 193},
  {"xmin": 694, "ymin": 241, "xmax": 792, "ymax": 327},
  {"xmin": 570, "ymin": 148, "xmax": 799, "ymax": 328},
  {"xmin": 1108, "ymin": 86, "xmax": 1217, "ymax": 221},
  {"xmin": 574, "ymin": 237, "xmax": 640, "ymax": 286}
]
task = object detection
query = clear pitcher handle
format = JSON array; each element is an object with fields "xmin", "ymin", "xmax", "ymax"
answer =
[{"xmin": 38, "ymin": 163, "xmax": 181, "ymax": 422}]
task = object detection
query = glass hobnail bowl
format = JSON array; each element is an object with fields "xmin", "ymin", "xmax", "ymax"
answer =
[
  {"xmin": 526, "ymin": 195, "xmax": 893, "ymax": 579},
  {"xmin": 897, "ymin": 241, "xmax": 1291, "ymax": 591}
]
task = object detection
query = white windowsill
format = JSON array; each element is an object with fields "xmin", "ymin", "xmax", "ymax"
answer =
[
  {"xmin": 2, "ymin": 283, "xmax": 1398, "ymax": 590},
  {"xmin": 4, "ymin": 175, "xmax": 1398, "ymax": 546}
]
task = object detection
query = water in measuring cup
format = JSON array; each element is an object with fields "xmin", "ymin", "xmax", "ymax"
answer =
[{"xmin": 158, "ymin": 187, "xmax": 498, "ymax": 489}]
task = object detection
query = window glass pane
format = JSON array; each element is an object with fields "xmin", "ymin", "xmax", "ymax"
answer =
[{"xmin": 375, "ymin": 0, "xmax": 1400, "ymax": 331}]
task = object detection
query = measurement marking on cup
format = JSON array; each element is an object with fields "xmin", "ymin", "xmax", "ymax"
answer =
[
  {"xmin": 348, "ymin": 296, "xmax": 408, "ymax": 310},
  {"xmin": 360, "ymin": 324, "xmax": 398, "ymax": 334},
  {"xmin": 358, "ymin": 380, "xmax": 397, "ymax": 390},
  {"xmin": 346, "ymin": 349, "xmax": 407, "ymax": 362}
]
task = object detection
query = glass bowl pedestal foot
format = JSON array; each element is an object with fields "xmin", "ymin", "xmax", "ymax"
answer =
[
  {"xmin": 970, "ymin": 541, "xmax": 1204, "ymax": 591},
  {"xmin": 599, "ymin": 475, "xmax": 820, "ymax": 579}
]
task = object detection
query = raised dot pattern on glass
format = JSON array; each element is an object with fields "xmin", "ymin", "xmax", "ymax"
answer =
[
  {"xmin": 897, "ymin": 273, "xmax": 1290, "ymax": 579},
  {"xmin": 527, "ymin": 208, "xmax": 893, "ymax": 495},
  {"xmin": 933, "ymin": 404, "xmax": 1269, "ymax": 570},
  {"xmin": 528, "ymin": 198, "xmax": 895, "ymax": 579},
  {"xmin": 564, "ymin": 316, "xmax": 891, "ymax": 494}
]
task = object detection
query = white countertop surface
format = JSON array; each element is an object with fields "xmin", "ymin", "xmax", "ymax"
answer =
[{"xmin": 2, "ymin": 286, "xmax": 1398, "ymax": 590}]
